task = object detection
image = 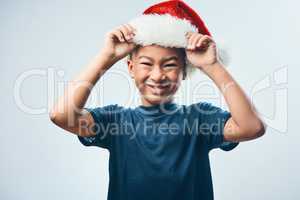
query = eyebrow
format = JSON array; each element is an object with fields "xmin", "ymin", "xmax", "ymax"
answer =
[{"xmin": 138, "ymin": 55, "xmax": 179, "ymax": 62}]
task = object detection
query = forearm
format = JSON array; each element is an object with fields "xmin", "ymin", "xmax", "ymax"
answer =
[
  {"xmin": 50, "ymin": 52, "xmax": 115, "ymax": 125},
  {"xmin": 203, "ymin": 62, "xmax": 265, "ymax": 134}
]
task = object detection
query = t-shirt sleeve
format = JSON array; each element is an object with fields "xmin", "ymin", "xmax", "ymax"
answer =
[
  {"xmin": 77, "ymin": 104, "xmax": 122, "ymax": 150},
  {"xmin": 195, "ymin": 102, "xmax": 239, "ymax": 152}
]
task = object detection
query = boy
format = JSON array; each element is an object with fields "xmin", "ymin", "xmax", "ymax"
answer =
[{"xmin": 50, "ymin": 1, "xmax": 266, "ymax": 199}]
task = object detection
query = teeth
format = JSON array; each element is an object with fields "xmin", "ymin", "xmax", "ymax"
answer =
[
  {"xmin": 150, "ymin": 86, "xmax": 167, "ymax": 95},
  {"xmin": 145, "ymin": 83, "xmax": 171, "ymax": 96},
  {"xmin": 151, "ymin": 85, "xmax": 169, "ymax": 88},
  {"xmin": 145, "ymin": 83, "xmax": 170, "ymax": 87}
]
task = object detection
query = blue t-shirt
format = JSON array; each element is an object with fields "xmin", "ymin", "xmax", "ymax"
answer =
[{"xmin": 78, "ymin": 101, "xmax": 239, "ymax": 200}]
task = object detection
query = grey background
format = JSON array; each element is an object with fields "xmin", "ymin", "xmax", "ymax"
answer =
[{"xmin": 1, "ymin": 0, "xmax": 299, "ymax": 199}]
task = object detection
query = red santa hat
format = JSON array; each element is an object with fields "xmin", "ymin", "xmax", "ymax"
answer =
[
  {"xmin": 128, "ymin": 0, "xmax": 228, "ymax": 75},
  {"xmin": 129, "ymin": 0, "xmax": 211, "ymax": 49}
]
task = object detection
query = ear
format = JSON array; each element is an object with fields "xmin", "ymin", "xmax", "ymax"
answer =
[{"xmin": 127, "ymin": 59, "xmax": 134, "ymax": 78}]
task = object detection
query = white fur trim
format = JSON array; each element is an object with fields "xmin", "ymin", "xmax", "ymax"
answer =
[{"xmin": 129, "ymin": 14, "xmax": 197, "ymax": 48}]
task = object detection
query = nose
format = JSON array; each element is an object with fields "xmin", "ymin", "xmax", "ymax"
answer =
[{"xmin": 150, "ymin": 66, "xmax": 166, "ymax": 82}]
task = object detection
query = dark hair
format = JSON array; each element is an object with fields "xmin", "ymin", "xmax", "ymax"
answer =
[{"xmin": 128, "ymin": 45, "xmax": 187, "ymax": 79}]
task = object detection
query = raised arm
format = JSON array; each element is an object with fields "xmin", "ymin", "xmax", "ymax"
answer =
[
  {"xmin": 204, "ymin": 62, "xmax": 266, "ymax": 142},
  {"xmin": 185, "ymin": 32, "xmax": 266, "ymax": 142},
  {"xmin": 49, "ymin": 24, "xmax": 137, "ymax": 137}
]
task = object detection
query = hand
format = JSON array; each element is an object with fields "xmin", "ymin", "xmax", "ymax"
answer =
[
  {"xmin": 101, "ymin": 24, "xmax": 137, "ymax": 64},
  {"xmin": 185, "ymin": 32, "xmax": 220, "ymax": 73}
]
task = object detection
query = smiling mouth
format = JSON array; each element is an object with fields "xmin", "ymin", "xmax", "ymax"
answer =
[{"xmin": 146, "ymin": 84, "xmax": 170, "ymax": 95}]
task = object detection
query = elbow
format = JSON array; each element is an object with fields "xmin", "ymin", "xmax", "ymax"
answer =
[
  {"xmin": 241, "ymin": 120, "xmax": 267, "ymax": 140},
  {"xmin": 49, "ymin": 109, "xmax": 55, "ymax": 121},
  {"xmin": 49, "ymin": 109, "xmax": 65, "ymax": 126},
  {"xmin": 252, "ymin": 121, "xmax": 266, "ymax": 138},
  {"xmin": 49, "ymin": 109, "xmax": 80, "ymax": 134},
  {"xmin": 49, "ymin": 110, "xmax": 59, "ymax": 124}
]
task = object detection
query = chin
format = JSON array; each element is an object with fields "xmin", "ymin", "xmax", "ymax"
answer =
[{"xmin": 143, "ymin": 93, "xmax": 173, "ymax": 105}]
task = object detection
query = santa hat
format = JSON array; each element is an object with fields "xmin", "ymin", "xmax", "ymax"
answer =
[
  {"xmin": 129, "ymin": 0, "xmax": 211, "ymax": 48},
  {"xmin": 128, "ymin": 0, "xmax": 227, "ymax": 76}
]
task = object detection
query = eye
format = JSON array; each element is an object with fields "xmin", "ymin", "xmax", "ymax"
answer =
[
  {"xmin": 141, "ymin": 62, "xmax": 152, "ymax": 66},
  {"xmin": 164, "ymin": 63, "xmax": 177, "ymax": 67}
]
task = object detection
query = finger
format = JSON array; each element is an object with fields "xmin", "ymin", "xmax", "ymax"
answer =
[
  {"xmin": 185, "ymin": 31, "xmax": 193, "ymax": 39},
  {"xmin": 185, "ymin": 32, "xmax": 194, "ymax": 49},
  {"xmin": 188, "ymin": 33, "xmax": 202, "ymax": 50},
  {"xmin": 192, "ymin": 34, "xmax": 203, "ymax": 49},
  {"xmin": 187, "ymin": 33, "xmax": 195, "ymax": 49},
  {"xmin": 124, "ymin": 24, "xmax": 136, "ymax": 41},
  {"xmin": 186, "ymin": 32, "xmax": 195, "ymax": 49},
  {"xmin": 119, "ymin": 25, "xmax": 132, "ymax": 42},
  {"xmin": 196, "ymin": 35, "xmax": 211, "ymax": 49},
  {"xmin": 116, "ymin": 26, "xmax": 128, "ymax": 42},
  {"xmin": 111, "ymin": 29, "xmax": 125, "ymax": 42}
]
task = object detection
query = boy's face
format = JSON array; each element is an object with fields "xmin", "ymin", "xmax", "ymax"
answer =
[{"xmin": 127, "ymin": 45, "xmax": 185, "ymax": 106}]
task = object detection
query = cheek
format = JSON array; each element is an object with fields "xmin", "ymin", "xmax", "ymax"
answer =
[
  {"xmin": 167, "ymin": 70, "xmax": 183, "ymax": 92},
  {"xmin": 132, "ymin": 70, "xmax": 149, "ymax": 92},
  {"xmin": 168, "ymin": 69, "xmax": 183, "ymax": 82}
]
